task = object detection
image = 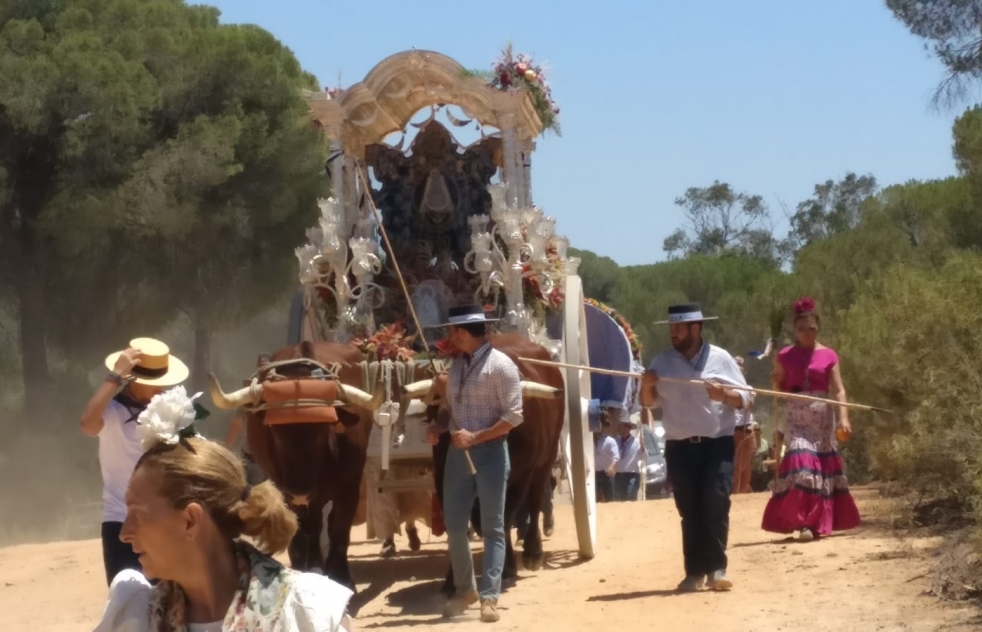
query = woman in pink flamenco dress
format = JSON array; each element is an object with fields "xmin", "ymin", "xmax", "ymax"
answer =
[{"xmin": 761, "ymin": 297, "xmax": 861, "ymax": 541}]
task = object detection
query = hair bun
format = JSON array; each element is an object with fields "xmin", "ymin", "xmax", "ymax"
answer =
[{"xmin": 793, "ymin": 297, "xmax": 816, "ymax": 314}]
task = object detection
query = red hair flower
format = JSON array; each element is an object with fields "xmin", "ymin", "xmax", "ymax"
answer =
[{"xmin": 793, "ymin": 296, "xmax": 816, "ymax": 314}]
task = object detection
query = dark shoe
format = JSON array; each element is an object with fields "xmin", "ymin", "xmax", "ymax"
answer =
[
  {"xmin": 480, "ymin": 598, "xmax": 500, "ymax": 622},
  {"xmin": 707, "ymin": 569, "xmax": 733, "ymax": 591},
  {"xmin": 380, "ymin": 538, "xmax": 396, "ymax": 557},
  {"xmin": 676, "ymin": 575, "xmax": 705, "ymax": 592},
  {"xmin": 443, "ymin": 590, "xmax": 479, "ymax": 618},
  {"xmin": 407, "ymin": 527, "xmax": 421, "ymax": 551}
]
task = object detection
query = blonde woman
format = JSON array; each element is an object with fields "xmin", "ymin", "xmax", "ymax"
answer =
[{"xmin": 94, "ymin": 387, "xmax": 354, "ymax": 632}]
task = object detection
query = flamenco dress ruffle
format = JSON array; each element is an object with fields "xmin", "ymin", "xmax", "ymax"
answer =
[{"xmin": 761, "ymin": 397, "xmax": 860, "ymax": 536}]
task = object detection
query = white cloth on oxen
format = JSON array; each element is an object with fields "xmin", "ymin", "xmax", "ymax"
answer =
[{"xmin": 364, "ymin": 456, "xmax": 431, "ymax": 539}]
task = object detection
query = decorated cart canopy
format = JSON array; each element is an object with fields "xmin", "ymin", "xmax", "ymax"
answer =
[{"xmin": 295, "ymin": 48, "xmax": 572, "ymax": 350}]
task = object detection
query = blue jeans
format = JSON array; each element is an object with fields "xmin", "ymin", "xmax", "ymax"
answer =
[
  {"xmin": 614, "ymin": 472, "xmax": 641, "ymax": 501},
  {"xmin": 444, "ymin": 438, "xmax": 510, "ymax": 600}
]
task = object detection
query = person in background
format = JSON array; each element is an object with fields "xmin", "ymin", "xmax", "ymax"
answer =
[
  {"xmin": 641, "ymin": 303, "xmax": 750, "ymax": 593},
  {"xmin": 80, "ymin": 337, "xmax": 189, "ymax": 586},
  {"xmin": 613, "ymin": 418, "xmax": 642, "ymax": 501},
  {"xmin": 94, "ymin": 387, "xmax": 354, "ymax": 632},
  {"xmin": 594, "ymin": 420, "xmax": 619, "ymax": 503},
  {"xmin": 762, "ymin": 297, "xmax": 861, "ymax": 541},
  {"xmin": 731, "ymin": 356, "xmax": 758, "ymax": 494}
]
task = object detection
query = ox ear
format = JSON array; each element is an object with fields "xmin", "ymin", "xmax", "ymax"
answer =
[{"xmin": 520, "ymin": 380, "xmax": 562, "ymax": 400}]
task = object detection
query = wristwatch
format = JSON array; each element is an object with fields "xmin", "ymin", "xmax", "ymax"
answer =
[{"xmin": 105, "ymin": 372, "xmax": 126, "ymax": 386}]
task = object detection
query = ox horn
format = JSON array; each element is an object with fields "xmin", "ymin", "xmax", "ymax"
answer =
[
  {"xmin": 337, "ymin": 383, "xmax": 379, "ymax": 409},
  {"xmin": 402, "ymin": 379, "xmax": 433, "ymax": 400},
  {"xmin": 208, "ymin": 374, "xmax": 262, "ymax": 410},
  {"xmin": 521, "ymin": 381, "xmax": 563, "ymax": 400}
]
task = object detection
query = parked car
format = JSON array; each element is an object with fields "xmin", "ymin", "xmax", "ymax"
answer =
[{"xmin": 642, "ymin": 424, "xmax": 667, "ymax": 497}]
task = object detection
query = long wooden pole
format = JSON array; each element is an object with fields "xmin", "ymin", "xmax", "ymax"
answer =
[
  {"xmin": 518, "ymin": 357, "xmax": 892, "ymax": 414},
  {"xmin": 355, "ymin": 164, "xmax": 477, "ymax": 474}
]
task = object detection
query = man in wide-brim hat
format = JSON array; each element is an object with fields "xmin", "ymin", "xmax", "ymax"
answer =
[
  {"xmin": 640, "ymin": 303, "xmax": 751, "ymax": 592},
  {"xmin": 424, "ymin": 305, "xmax": 523, "ymax": 623},
  {"xmin": 80, "ymin": 337, "xmax": 189, "ymax": 585}
]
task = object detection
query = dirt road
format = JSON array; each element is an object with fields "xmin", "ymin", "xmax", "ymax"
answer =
[{"xmin": 1, "ymin": 488, "xmax": 977, "ymax": 631}]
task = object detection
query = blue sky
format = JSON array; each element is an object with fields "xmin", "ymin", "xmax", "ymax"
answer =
[{"xmin": 203, "ymin": 1, "xmax": 956, "ymax": 266}]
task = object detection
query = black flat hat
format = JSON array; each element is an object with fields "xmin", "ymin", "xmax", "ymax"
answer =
[
  {"xmin": 435, "ymin": 304, "xmax": 500, "ymax": 327},
  {"xmin": 653, "ymin": 303, "xmax": 719, "ymax": 325}
]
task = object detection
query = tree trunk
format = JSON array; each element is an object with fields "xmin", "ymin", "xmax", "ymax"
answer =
[
  {"xmin": 15, "ymin": 223, "xmax": 51, "ymax": 417},
  {"xmin": 192, "ymin": 316, "xmax": 211, "ymax": 394}
]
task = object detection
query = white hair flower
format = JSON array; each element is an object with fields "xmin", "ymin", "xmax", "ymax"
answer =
[{"xmin": 137, "ymin": 386, "xmax": 203, "ymax": 450}]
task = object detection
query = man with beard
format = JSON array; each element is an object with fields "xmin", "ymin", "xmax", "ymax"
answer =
[{"xmin": 640, "ymin": 304, "xmax": 750, "ymax": 592}]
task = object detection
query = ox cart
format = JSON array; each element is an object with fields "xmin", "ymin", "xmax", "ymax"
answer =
[{"xmin": 211, "ymin": 49, "xmax": 601, "ymax": 587}]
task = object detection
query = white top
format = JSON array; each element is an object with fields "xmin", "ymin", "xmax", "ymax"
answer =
[
  {"xmin": 594, "ymin": 435, "xmax": 619, "ymax": 472},
  {"xmin": 614, "ymin": 434, "xmax": 641, "ymax": 473},
  {"xmin": 734, "ymin": 408, "xmax": 755, "ymax": 428},
  {"xmin": 94, "ymin": 569, "xmax": 354, "ymax": 632},
  {"xmin": 649, "ymin": 343, "xmax": 751, "ymax": 441},
  {"xmin": 99, "ymin": 400, "xmax": 146, "ymax": 523}
]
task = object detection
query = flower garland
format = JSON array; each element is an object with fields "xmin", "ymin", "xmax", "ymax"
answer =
[
  {"xmin": 466, "ymin": 45, "xmax": 561, "ymax": 136},
  {"xmin": 585, "ymin": 298, "xmax": 642, "ymax": 361},
  {"xmin": 352, "ymin": 321, "xmax": 417, "ymax": 362},
  {"xmin": 523, "ymin": 262, "xmax": 565, "ymax": 318}
]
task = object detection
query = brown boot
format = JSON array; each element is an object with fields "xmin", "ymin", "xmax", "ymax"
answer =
[
  {"xmin": 480, "ymin": 598, "xmax": 500, "ymax": 622},
  {"xmin": 443, "ymin": 590, "xmax": 479, "ymax": 618}
]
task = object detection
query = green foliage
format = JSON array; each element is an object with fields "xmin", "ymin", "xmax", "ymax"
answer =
[
  {"xmin": 886, "ymin": 0, "xmax": 982, "ymax": 106},
  {"xmin": 838, "ymin": 254, "xmax": 982, "ymax": 506},
  {"xmin": 0, "ymin": 0, "xmax": 326, "ymax": 407},
  {"xmin": 572, "ymin": 247, "xmax": 620, "ymax": 304},
  {"xmin": 787, "ymin": 172, "xmax": 878, "ymax": 249},
  {"xmin": 663, "ymin": 181, "xmax": 783, "ymax": 266}
]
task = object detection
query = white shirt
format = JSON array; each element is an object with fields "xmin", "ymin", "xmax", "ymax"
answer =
[
  {"xmin": 594, "ymin": 435, "xmax": 619, "ymax": 472},
  {"xmin": 614, "ymin": 434, "xmax": 640, "ymax": 473},
  {"xmin": 99, "ymin": 400, "xmax": 146, "ymax": 523},
  {"xmin": 649, "ymin": 343, "xmax": 751, "ymax": 441},
  {"xmin": 94, "ymin": 569, "xmax": 354, "ymax": 632},
  {"xmin": 734, "ymin": 407, "xmax": 755, "ymax": 428}
]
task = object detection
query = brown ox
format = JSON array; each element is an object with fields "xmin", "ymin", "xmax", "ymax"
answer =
[
  {"xmin": 402, "ymin": 332, "xmax": 565, "ymax": 585},
  {"xmin": 208, "ymin": 340, "xmax": 382, "ymax": 590}
]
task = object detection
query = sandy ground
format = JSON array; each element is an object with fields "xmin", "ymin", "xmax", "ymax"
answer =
[{"xmin": 1, "ymin": 487, "xmax": 978, "ymax": 632}]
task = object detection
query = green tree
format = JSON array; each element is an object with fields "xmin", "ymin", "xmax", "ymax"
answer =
[
  {"xmin": 663, "ymin": 181, "xmax": 782, "ymax": 266},
  {"xmin": 0, "ymin": 0, "xmax": 325, "ymax": 412},
  {"xmin": 886, "ymin": 0, "xmax": 982, "ymax": 106},
  {"xmin": 571, "ymin": 247, "xmax": 620, "ymax": 304},
  {"xmin": 785, "ymin": 172, "xmax": 878, "ymax": 249}
]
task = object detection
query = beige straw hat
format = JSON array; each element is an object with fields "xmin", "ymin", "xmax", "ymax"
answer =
[{"xmin": 104, "ymin": 337, "xmax": 189, "ymax": 387}]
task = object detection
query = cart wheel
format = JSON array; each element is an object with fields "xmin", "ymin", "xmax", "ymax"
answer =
[{"xmin": 562, "ymin": 274, "xmax": 596, "ymax": 559}]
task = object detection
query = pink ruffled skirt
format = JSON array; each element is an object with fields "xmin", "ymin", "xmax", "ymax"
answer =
[{"xmin": 762, "ymin": 396, "xmax": 860, "ymax": 536}]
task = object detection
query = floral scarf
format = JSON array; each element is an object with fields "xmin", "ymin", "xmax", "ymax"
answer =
[{"xmin": 148, "ymin": 542, "xmax": 294, "ymax": 632}]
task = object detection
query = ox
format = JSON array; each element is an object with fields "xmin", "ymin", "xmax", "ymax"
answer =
[
  {"xmin": 402, "ymin": 332, "xmax": 565, "ymax": 587},
  {"xmin": 208, "ymin": 341, "xmax": 384, "ymax": 590}
]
